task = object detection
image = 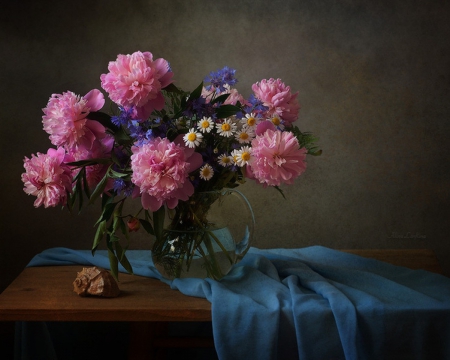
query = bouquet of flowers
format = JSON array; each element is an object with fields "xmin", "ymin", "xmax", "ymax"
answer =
[{"xmin": 21, "ymin": 51, "xmax": 320, "ymax": 279}]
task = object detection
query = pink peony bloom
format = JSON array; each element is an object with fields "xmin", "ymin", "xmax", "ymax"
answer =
[
  {"xmin": 247, "ymin": 129, "xmax": 307, "ymax": 186},
  {"xmin": 42, "ymin": 89, "xmax": 106, "ymax": 149},
  {"xmin": 130, "ymin": 135, "xmax": 202, "ymax": 212},
  {"xmin": 21, "ymin": 147, "xmax": 73, "ymax": 208},
  {"xmin": 251, "ymin": 78, "xmax": 300, "ymax": 126},
  {"xmin": 100, "ymin": 51, "xmax": 173, "ymax": 119},
  {"xmin": 68, "ymin": 134, "xmax": 114, "ymax": 190}
]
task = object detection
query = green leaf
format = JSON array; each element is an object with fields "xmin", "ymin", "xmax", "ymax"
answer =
[
  {"xmin": 81, "ymin": 167, "xmax": 91, "ymax": 199},
  {"xmin": 118, "ymin": 217, "xmax": 129, "ymax": 241},
  {"xmin": 211, "ymin": 93, "xmax": 230, "ymax": 105},
  {"xmin": 139, "ymin": 219, "xmax": 155, "ymax": 235},
  {"xmin": 107, "ymin": 246, "xmax": 119, "ymax": 281},
  {"xmin": 114, "ymin": 127, "xmax": 133, "ymax": 146},
  {"xmin": 188, "ymin": 82, "xmax": 204, "ymax": 101},
  {"xmin": 216, "ymin": 104, "xmax": 241, "ymax": 119},
  {"xmin": 66, "ymin": 190, "xmax": 74, "ymax": 213},
  {"xmin": 153, "ymin": 206, "xmax": 165, "ymax": 241},
  {"xmin": 101, "ymin": 192, "xmax": 114, "ymax": 209},
  {"xmin": 109, "ymin": 169, "xmax": 130, "ymax": 179},
  {"xmin": 109, "ymin": 232, "xmax": 121, "ymax": 243},
  {"xmin": 89, "ymin": 167, "xmax": 111, "ymax": 205},
  {"xmin": 95, "ymin": 201, "xmax": 118, "ymax": 226},
  {"xmin": 163, "ymin": 83, "xmax": 183, "ymax": 94},
  {"xmin": 114, "ymin": 242, "xmax": 133, "ymax": 274},
  {"xmin": 92, "ymin": 220, "xmax": 107, "ymax": 254},
  {"xmin": 86, "ymin": 111, "xmax": 118, "ymax": 131}
]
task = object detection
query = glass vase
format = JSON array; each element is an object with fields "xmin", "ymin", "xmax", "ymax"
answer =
[{"xmin": 151, "ymin": 189, "xmax": 254, "ymax": 280}]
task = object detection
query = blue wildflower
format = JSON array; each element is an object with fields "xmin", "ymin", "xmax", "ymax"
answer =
[
  {"xmin": 111, "ymin": 106, "xmax": 136, "ymax": 127},
  {"xmin": 113, "ymin": 178, "xmax": 134, "ymax": 197},
  {"xmin": 244, "ymin": 94, "xmax": 269, "ymax": 114},
  {"xmin": 204, "ymin": 66, "xmax": 238, "ymax": 93}
]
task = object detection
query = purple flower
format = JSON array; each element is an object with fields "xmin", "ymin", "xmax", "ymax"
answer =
[
  {"xmin": 113, "ymin": 178, "xmax": 134, "ymax": 197},
  {"xmin": 204, "ymin": 66, "xmax": 238, "ymax": 93},
  {"xmin": 244, "ymin": 94, "xmax": 269, "ymax": 114},
  {"xmin": 111, "ymin": 106, "xmax": 136, "ymax": 127}
]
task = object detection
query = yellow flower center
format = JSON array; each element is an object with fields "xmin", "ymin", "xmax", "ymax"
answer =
[
  {"xmin": 242, "ymin": 152, "xmax": 251, "ymax": 161},
  {"xmin": 239, "ymin": 133, "xmax": 249, "ymax": 140},
  {"xmin": 187, "ymin": 133, "xmax": 197, "ymax": 141},
  {"xmin": 202, "ymin": 168, "xmax": 211, "ymax": 177},
  {"xmin": 222, "ymin": 156, "xmax": 230, "ymax": 164},
  {"xmin": 222, "ymin": 123, "xmax": 231, "ymax": 131},
  {"xmin": 201, "ymin": 121, "xmax": 210, "ymax": 129},
  {"xmin": 247, "ymin": 117, "xmax": 256, "ymax": 126},
  {"xmin": 271, "ymin": 117, "xmax": 281, "ymax": 126}
]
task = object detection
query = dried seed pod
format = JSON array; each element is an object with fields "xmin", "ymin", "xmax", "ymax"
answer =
[{"xmin": 73, "ymin": 267, "xmax": 120, "ymax": 298}]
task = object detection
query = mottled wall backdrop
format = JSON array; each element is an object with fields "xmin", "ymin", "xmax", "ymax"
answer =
[{"xmin": 1, "ymin": 0, "xmax": 449, "ymax": 291}]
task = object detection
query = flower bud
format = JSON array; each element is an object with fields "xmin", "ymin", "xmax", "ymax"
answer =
[{"xmin": 127, "ymin": 217, "xmax": 140, "ymax": 232}]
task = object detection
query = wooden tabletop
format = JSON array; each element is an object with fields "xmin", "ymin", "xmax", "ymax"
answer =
[
  {"xmin": 0, "ymin": 249, "xmax": 443, "ymax": 323},
  {"xmin": 0, "ymin": 265, "xmax": 211, "ymax": 322}
]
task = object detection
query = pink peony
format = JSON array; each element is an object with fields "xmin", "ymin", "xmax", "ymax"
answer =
[
  {"xmin": 247, "ymin": 129, "xmax": 307, "ymax": 186},
  {"xmin": 42, "ymin": 89, "xmax": 106, "ymax": 149},
  {"xmin": 130, "ymin": 135, "xmax": 202, "ymax": 212},
  {"xmin": 21, "ymin": 147, "xmax": 73, "ymax": 208},
  {"xmin": 251, "ymin": 78, "xmax": 300, "ymax": 126},
  {"xmin": 100, "ymin": 51, "xmax": 173, "ymax": 119},
  {"xmin": 67, "ymin": 134, "xmax": 114, "ymax": 190}
]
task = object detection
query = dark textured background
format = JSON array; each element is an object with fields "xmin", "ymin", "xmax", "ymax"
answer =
[{"xmin": 1, "ymin": 0, "xmax": 449, "ymax": 294}]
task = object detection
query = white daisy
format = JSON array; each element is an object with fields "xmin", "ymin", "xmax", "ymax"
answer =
[
  {"xmin": 269, "ymin": 113, "xmax": 284, "ymax": 130},
  {"xmin": 235, "ymin": 127, "xmax": 255, "ymax": 144},
  {"xmin": 231, "ymin": 146, "xmax": 252, "ymax": 167},
  {"xmin": 241, "ymin": 113, "xmax": 259, "ymax": 128},
  {"xmin": 216, "ymin": 118, "xmax": 237, "ymax": 137},
  {"xmin": 197, "ymin": 117, "xmax": 214, "ymax": 133},
  {"xmin": 183, "ymin": 128, "xmax": 203, "ymax": 148},
  {"xmin": 199, "ymin": 164, "xmax": 214, "ymax": 181},
  {"xmin": 218, "ymin": 153, "xmax": 233, "ymax": 167}
]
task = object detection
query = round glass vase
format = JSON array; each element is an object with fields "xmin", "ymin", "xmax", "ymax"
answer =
[{"xmin": 151, "ymin": 189, "xmax": 255, "ymax": 280}]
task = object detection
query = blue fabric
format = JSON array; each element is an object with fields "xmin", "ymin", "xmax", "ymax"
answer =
[{"xmin": 26, "ymin": 246, "xmax": 450, "ymax": 360}]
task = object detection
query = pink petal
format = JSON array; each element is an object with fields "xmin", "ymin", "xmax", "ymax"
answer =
[
  {"xmin": 136, "ymin": 92, "xmax": 165, "ymax": 119},
  {"xmin": 84, "ymin": 89, "xmax": 105, "ymax": 111},
  {"xmin": 47, "ymin": 147, "xmax": 65, "ymax": 163},
  {"xmin": 187, "ymin": 152, "xmax": 203, "ymax": 172},
  {"xmin": 132, "ymin": 185, "xmax": 141, "ymax": 199},
  {"xmin": 153, "ymin": 58, "xmax": 173, "ymax": 88},
  {"xmin": 256, "ymin": 120, "xmax": 276, "ymax": 136},
  {"xmin": 166, "ymin": 197, "xmax": 179, "ymax": 209},
  {"xmin": 141, "ymin": 192, "xmax": 163, "ymax": 212}
]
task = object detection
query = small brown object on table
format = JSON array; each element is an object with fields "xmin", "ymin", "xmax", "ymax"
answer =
[{"xmin": 0, "ymin": 249, "xmax": 444, "ymax": 359}]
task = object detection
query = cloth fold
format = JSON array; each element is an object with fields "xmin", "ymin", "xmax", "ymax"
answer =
[{"xmin": 26, "ymin": 246, "xmax": 450, "ymax": 360}]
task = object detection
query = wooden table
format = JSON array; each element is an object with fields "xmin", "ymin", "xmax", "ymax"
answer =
[{"xmin": 0, "ymin": 249, "xmax": 444, "ymax": 359}]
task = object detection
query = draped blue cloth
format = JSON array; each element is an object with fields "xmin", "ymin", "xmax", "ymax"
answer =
[{"xmin": 23, "ymin": 246, "xmax": 450, "ymax": 359}]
